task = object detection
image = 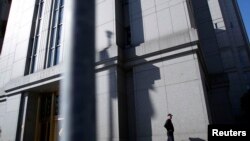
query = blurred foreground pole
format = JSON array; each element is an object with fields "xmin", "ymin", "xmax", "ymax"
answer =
[{"xmin": 60, "ymin": 0, "xmax": 96, "ymax": 141}]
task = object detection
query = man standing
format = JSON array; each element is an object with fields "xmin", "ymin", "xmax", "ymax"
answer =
[{"xmin": 164, "ymin": 113, "xmax": 174, "ymax": 141}]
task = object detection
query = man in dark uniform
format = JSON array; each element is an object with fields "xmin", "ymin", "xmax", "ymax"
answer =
[{"xmin": 164, "ymin": 113, "xmax": 174, "ymax": 141}]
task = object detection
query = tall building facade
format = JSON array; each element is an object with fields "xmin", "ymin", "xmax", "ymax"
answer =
[{"xmin": 0, "ymin": 0, "xmax": 249, "ymax": 141}]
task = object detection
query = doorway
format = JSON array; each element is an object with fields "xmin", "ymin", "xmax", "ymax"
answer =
[{"xmin": 35, "ymin": 92, "xmax": 60, "ymax": 141}]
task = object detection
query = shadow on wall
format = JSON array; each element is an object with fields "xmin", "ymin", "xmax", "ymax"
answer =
[
  {"xmin": 100, "ymin": 29, "xmax": 160, "ymax": 141},
  {"xmin": 132, "ymin": 62, "xmax": 160, "ymax": 141},
  {"xmin": 125, "ymin": 1, "xmax": 160, "ymax": 140},
  {"xmin": 99, "ymin": 31, "xmax": 116, "ymax": 141},
  {"xmin": 125, "ymin": 0, "xmax": 161, "ymax": 140},
  {"xmin": 128, "ymin": 0, "xmax": 144, "ymax": 46},
  {"xmin": 189, "ymin": 137, "xmax": 205, "ymax": 141},
  {"xmin": 99, "ymin": 0, "xmax": 162, "ymax": 139}
]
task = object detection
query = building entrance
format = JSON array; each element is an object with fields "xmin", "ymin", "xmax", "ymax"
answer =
[
  {"xmin": 22, "ymin": 91, "xmax": 60, "ymax": 141},
  {"xmin": 35, "ymin": 93, "xmax": 59, "ymax": 141}
]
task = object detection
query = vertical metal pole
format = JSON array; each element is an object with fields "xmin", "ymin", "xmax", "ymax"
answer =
[{"xmin": 60, "ymin": 0, "xmax": 96, "ymax": 141}]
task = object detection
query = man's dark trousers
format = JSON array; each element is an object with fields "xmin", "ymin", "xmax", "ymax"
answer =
[{"xmin": 167, "ymin": 131, "xmax": 174, "ymax": 141}]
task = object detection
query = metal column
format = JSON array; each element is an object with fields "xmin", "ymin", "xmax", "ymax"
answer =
[{"xmin": 60, "ymin": 0, "xmax": 96, "ymax": 141}]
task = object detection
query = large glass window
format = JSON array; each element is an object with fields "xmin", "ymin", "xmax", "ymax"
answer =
[
  {"xmin": 28, "ymin": 0, "xmax": 44, "ymax": 74},
  {"xmin": 46, "ymin": 0, "xmax": 64, "ymax": 68}
]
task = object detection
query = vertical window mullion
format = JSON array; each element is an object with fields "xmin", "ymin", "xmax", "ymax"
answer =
[
  {"xmin": 29, "ymin": 57, "xmax": 34, "ymax": 74},
  {"xmin": 51, "ymin": 47, "xmax": 55, "ymax": 66},
  {"xmin": 51, "ymin": 27, "xmax": 58, "ymax": 66},
  {"xmin": 30, "ymin": 3, "xmax": 41, "ymax": 58},
  {"xmin": 33, "ymin": 2, "xmax": 41, "ymax": 38},
  {"xmin": 28, "ymin": 0, "xmax": 44, "ymax": 74},
  {"xmin": 30, "ymin": 38, "xmax": 35, "ymax": 56},
  {"xmin": 46, "ymin": 0, "xmax": 64, "ymax": 68},
  {"xmin": 54, "ymin": 47, "xmax": 57, "ymax": 65},
  {"xmin": 54, "ymin": 0, "xmax": 64, "ymax": 64},
  {"xmin": 47, "ymin": 0, "xmax": 57, "ymax": 67}
]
